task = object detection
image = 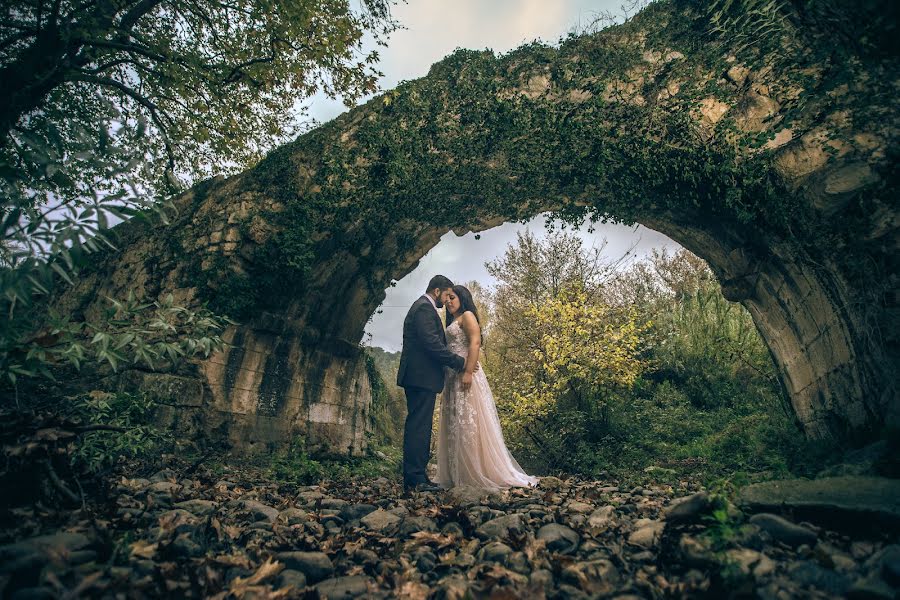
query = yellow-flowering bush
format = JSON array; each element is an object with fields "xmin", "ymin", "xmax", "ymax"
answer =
[{"xmin": 498, "ymin": 286, "xmax": 649, "ymax": 465}]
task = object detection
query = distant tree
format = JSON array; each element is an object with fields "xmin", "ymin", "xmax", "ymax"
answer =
[{"xmin": 482, "ymin": 229, "xmax": 625, "ymax": 402}]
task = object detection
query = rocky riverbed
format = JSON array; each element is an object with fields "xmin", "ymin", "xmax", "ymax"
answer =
[{"xmin": 1, "ymin": 464, "xmax": 898, "ymax": 599}]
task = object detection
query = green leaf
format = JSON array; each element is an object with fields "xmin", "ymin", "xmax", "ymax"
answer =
[{"xmin": 49, "ymin": 262, "xmax": 74, "ymax": 285}]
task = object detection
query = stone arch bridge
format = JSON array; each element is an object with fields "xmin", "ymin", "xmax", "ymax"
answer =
[{"xmin": 58, "ymin": 0, "xmax": 898, "ymax": 455}]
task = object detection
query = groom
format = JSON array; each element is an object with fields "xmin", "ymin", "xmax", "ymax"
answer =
[{"xmin": 397, "ymin": 275, "xmax": 468, "ymax": 493}]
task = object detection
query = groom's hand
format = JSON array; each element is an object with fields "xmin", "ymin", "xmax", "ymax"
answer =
[{"xmin": 473, "ymin": 361, "xmax": 481, "ymax": 373}]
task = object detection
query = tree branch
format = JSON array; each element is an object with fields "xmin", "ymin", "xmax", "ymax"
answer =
[
  {"xmin": 42, "ymin": 458, "xmax": 80, "ymax": 504},
  {"xmin": 0, "ymin": 30, "xmax": 37, "ymax": 52},
  {"xmin": 74, "ymin": 57, "xmax": 135, "ymax": 75},
  {"xmin": 118, "ymin": 0, "xmax": 166, "ymax": 32},
  {"xmin": 74, "ymin": 37, "xmax": 167, "ymax": 61},
  {"xmin": 66, "ymin": 74, "xmax": 176, "ymax": 170}
]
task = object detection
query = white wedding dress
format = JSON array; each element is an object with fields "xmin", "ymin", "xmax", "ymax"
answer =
[{"xmin": 436, "ymin": 319, "xmax": 539, "ymax": 490}]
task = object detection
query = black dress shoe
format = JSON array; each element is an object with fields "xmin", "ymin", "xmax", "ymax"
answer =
[{"xmin": 404, "ymin": 481, "xmax": 442, "ymax": 493}]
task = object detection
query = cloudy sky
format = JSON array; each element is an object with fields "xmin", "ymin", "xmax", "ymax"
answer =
[{"xmin": 304, "ymin": 0, "xmax": 681, "ymax": 351}]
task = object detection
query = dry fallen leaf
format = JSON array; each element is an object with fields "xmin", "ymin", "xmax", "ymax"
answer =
[
  {"xmin": 210, "ymin": 553, "xmax": 253, "ymax": 569},
  {"xmin": 224, "ymin": 524, "xmax": 243, "ymax": 539},
  {"xmin": 231, "ymin": 558, "xmax": 283, "ymax": 588},
  {"xmin": 62, "ymin": 571, "xmax": 104, "ymax": 600},
  {"xmin": 396, "ymin": 581, "xmax": 430, "ymax": 600},
  {"xmin": 130, "ymin": 540, "xmax": 158, "ymax": 559}
]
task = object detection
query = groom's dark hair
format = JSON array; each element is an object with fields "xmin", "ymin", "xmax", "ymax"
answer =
[{"xmin": 426, "ymin": 275, "xmax": 454, "ymax": 292}]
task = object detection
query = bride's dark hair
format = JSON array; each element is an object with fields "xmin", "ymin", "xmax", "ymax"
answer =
[{"xmin": 446, "ymin": 285, "xmax": 482, "ymax": 336}]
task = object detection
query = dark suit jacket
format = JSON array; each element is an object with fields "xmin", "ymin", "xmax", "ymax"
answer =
[{"xmin": 397, "ymin": 295, "xmax": 466, "ymax": 393}]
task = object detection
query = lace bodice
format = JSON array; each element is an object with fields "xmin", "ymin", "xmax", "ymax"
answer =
[{"xmin": 445, "ymin": 319, "xmax": 469, "ymax": 356}]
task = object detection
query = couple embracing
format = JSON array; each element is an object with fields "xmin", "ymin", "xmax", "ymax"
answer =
[{"xmin": 396, "ymin": 275, "xmax": 538, "ymax": 493}]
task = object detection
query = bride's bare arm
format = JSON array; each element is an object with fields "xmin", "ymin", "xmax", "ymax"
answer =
[{"xmin": 460, "ymin": 311, "xmax": 481, "ymax": 390}]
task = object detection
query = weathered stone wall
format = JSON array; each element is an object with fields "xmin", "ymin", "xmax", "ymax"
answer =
[{"xmin": 54, "ymin": 0, "xmax": 898, "ymax": 453}]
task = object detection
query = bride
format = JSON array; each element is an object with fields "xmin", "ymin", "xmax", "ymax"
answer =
[{"xmin": 436, "ymin": 285, "xmax": 538, "ymax": 489}]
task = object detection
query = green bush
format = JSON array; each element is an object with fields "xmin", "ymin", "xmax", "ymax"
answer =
[
  {"xmin": 267, "ymin": 436, "xmax": 401, "ymax": 485},
  {"xmin": 65, "ymin": 390, "xmax": 174, "ymax": 474}
]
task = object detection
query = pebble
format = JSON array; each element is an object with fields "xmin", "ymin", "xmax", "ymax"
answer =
[
  {"xmin": 313, "ymin": 575, "xmax": 374, "ymax": 598},
  {"xmin": 749, "ymin": 513, "xmax": 818, "ymax": 547},
  {"xmin": 663, "ymin": 491, "xmax": 711, "ymax": 523},
  {"xmin": 537, "ymin": 523, "xmax": 580, "ymax": 554},
  {"xmin": 475, "ymin": 514, "xmax": 524, "ymax": 540},
  {"xmin": 561, "ymin": 559, "xmax": 619, "ymax": 595},
  {"xmin": 274, "ymin": 551, "xmax": 334, "ymax": 583},
  {"xmin": 627, "ymin": 520, "xmax": 665, "ymax": 549},
  {"xmin": 360, "ymin": 508, "xmax": 401, "ymax": 532}
]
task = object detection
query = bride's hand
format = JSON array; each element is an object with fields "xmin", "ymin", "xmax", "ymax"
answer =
[{"xmin": 462, "ymin": 372, "xmax": 473, "ymax": 391}]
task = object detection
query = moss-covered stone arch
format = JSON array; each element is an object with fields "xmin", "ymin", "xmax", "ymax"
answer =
[{"xmin": 59, "ymin": 0, "xmax": 898, "ymax": 453}]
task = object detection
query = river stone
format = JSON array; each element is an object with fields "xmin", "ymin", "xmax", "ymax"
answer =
[
  {"xmin": 875, "ymin": 545, "xmax": 900, "ymax": 585},
  {"xmin": 149, "ymin": 468, "xmax": 177, "ymax": 482},
  {"xmin": 339, "ymin": 503, "xmax": 377, "ymax": 522},
  {"xmin": 847, "ymin": 575, "xmax": 896, "ymax": 600},
  {"xmin": 678, "ymin": 535, "xmax": 715, "ymax": 568},
  {"xmin": 147, "ymin": 481, "xmax": 181, "ymax": 494},
  {"xmin": 313, "ymin": 575, "xmax": 374, "ymax": 598},
  {"xmin": 465, "ymin": 506, "xmax": 492, "ymax": 527},
  {"xmin": 754, "ymin": 554, "xmax": 777, "ymax": 578},
  {"xmin": 789, "ymin": 561, "xmax": 852, "ymax": 595},
  {"xmin": 537, "ymin": 523, "xmax": 580, "ymax": 554},
  {"xmin": 398, "ymin": 515, "xmax": 438, "ymax": 537},
  {"xmin": 0, "ymin": 532, "xmax": 91, "ymax": 564},
  {"xmin": 277, "ymin": 569, "xmax": 307, "ymax": 589},
  {"xmin": 240, "ymin": 500, "xmax": 279, "ymax": 523},
  {"xmin": 664, "ymin": 492, "xmax": 712, "ymax": 523},
  {"xmin": 360, "ymin": 508, "xmax": 401, "ymax": 532},
  {"xmin": 567, "ymin": 501, "xmax": 594, "ymax": 514},
  {"xmin": 739, "ymin": 476, "xmax": 900, "ymax": 531},
  {"xmin": 529, "ymin": 569, "xmax": 554, "ymax": 596},
  {"xmin": 122, "ymin": 478, "xmax": 151, "ymax": 490},
  {"xmin": 279, "ymin": 507, "xmax": 309, "ymax": 525},
  {"xmin": 352, "ymin": 549, "xmax": 378, "ymax": 565},
  {"xmin": 434, "ymin": 574, "xmax": 469, "ymax": 600},
  {"xmin": 320, "ymin": 497, "xmax": 348, "ymax": 509},
  {"xmin": 587, "ymin": 505, "xmax": 616, "ymax": 533},
  {"xmin": 297, "ymin": 491, "xmax": 326, "ymax": 505},
  {"xmin": 627, "ymin": 520, "xmax": 665, "ymax": 549},
  {"xmin": 724, "ymin": 548, "xmax": 766, "ymax": 576},
  {"xmin": 274, "ymin": 551, "xmax": 333, "ymax": 584},
  {"xmin": 447, "ymin": 486, "xmax": 501, "ymax": 507},
  {"xmin": 170, "ymin": 536, "xmax": 203, "ymax": 559},
  {"xmin": 538, "ymin": 476, "xmax": 564, "ymax": 491},
  {"xmin": 478, "ymin": 541, "xmax": 513, "ymax": 563},
  {"xmin": 749, "ymin": 513, "xmax": 818, "ymax": 547},
  {"xmin": 174, "ymin": 499, "xmax": 218, "ymax": 516},
  {"xmin": 476, "ymin": 514, "xmax": 524, "ymax": 540},
  {"xmin": 561, "ymin": 559, "xmax": 619, "ymax": 595}
]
